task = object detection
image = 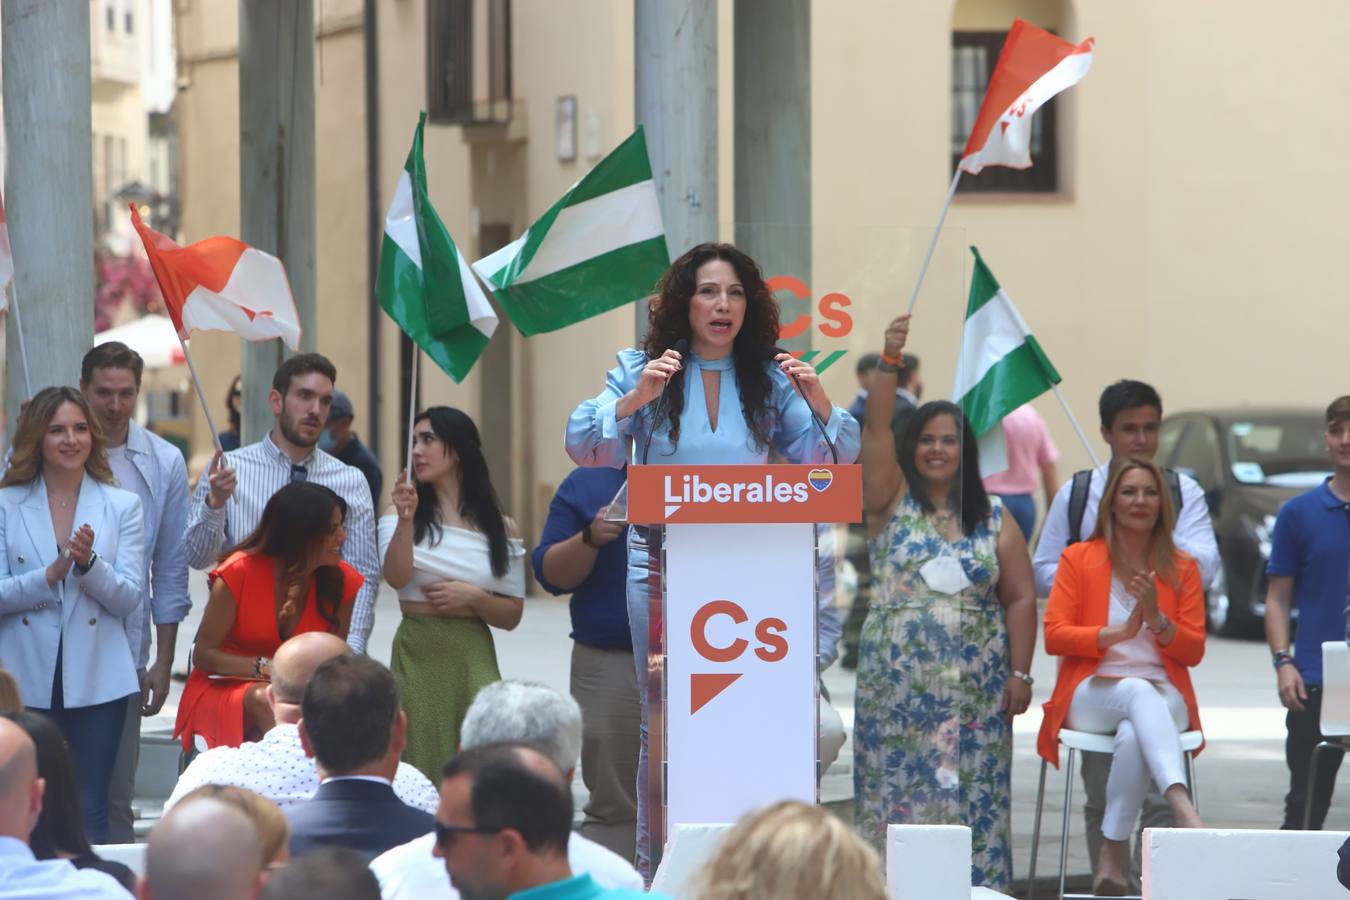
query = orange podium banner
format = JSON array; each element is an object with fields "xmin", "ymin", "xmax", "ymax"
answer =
[{"xmin": 628, "ymin": 464, "xmax": 861, "ymax": 524}]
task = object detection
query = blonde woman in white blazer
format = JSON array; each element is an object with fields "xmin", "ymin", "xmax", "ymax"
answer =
[{"xmin": 0, "ymin": 386, "xmax": 145, "ymax": 842}]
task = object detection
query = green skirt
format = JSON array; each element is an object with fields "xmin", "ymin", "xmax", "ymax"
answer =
[{"xmin": 392, "ymin": 612, "xmax": 501, "ymax": 785}]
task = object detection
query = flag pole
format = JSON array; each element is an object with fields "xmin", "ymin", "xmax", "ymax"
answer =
[
  {"xmin": 1051, "ymin": 384, "xmax": 1103, "ymax": 470},
  {"xmin": 7, "ymin": 280, "xmax": 32, "ymax": 398},
  {"xmin": 177, "ymin": 337, "xmax": 223, "ymax": 453},
  {"xmin": 904, "ymin": 168, "xmax": 963, "ymax": 315},
  {"xmin": 405, "ymin": 347, "xmax": 419, "ymax": 479}
]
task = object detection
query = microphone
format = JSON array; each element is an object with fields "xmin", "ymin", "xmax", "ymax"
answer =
[
  {"xmin": 770, "ymin": 346, "xmax": 838, "ymax": 465},
  {"xmin": 640, "ymin": 338, "xmax": 690, "ymax": 466}
]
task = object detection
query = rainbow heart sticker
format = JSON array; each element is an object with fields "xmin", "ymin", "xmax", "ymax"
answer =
[{"xmin": 807, "ymin": 468, "xmax": 833, "ymax": 492}]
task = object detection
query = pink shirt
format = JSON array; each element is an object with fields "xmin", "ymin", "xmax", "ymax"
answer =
[{"xmin": 982, "ymin": 404, "xmax": 1059, "ymax": 494}]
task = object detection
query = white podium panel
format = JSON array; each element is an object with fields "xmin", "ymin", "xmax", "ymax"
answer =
[{"xmin": 663, "ymin": 522, "xmax": 818, "ymax": 831}]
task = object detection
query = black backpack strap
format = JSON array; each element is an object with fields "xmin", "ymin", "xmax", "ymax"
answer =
[
  {"xmin": 1067, "ymin": 469, "xmax": 1094, "ymax": 545},
  {"xmin": 1163, "ymin": 467, "xmax": 1185, "ymax": 516}
]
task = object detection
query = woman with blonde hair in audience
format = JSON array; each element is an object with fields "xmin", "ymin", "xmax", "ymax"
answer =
[
  {"xmin": 175, "ymin": 783, "xmax": 290, "ymax": 866},
  {"xmin": 690, "ymin": 800, "xmax": 887, "ymax": 900}
]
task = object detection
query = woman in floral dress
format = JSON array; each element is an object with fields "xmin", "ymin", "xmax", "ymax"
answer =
[{"xmin": 852, "ymin": 315, "xmax": 1038, "ymax": 890}]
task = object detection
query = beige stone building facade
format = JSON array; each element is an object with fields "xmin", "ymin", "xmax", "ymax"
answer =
[{"xmin": 172, "ymin": 0, "xmax": 1345, "ymax": 542}]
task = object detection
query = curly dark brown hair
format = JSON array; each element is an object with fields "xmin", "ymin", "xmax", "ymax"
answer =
[{"xmin": 641, "ymin": 242, "xmax": 781, "ymax": 451}]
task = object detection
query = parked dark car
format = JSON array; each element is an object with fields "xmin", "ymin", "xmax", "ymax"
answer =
[{"xmin": 1156, "ymin": 408, "xmax": 1330, "ymax": 637}]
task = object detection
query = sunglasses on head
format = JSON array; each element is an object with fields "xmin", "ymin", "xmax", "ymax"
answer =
[{"xmin": 435, "ymin": 821, "xmax": 501, "ymax": 849}]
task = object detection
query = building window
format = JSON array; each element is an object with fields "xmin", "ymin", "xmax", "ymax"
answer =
[
  {"xmin": 125, "ymin": 9, "xmax": 134, "ymax": 34},
  {"xmin": 106, "ymin": 4, "xmax": 116, "ymax": 31},
  {"xmin": 951, "ymin": 30, "xmax": 1059, "ymax": 193},
  {"xmin": 427, "ymin": 0, "xmax": 512, "ymax": 124}
]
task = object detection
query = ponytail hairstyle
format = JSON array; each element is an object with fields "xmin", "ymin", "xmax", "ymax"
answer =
[{"xmin": 412, "ymin": 407, "xmax": 510, "ymax": 578}]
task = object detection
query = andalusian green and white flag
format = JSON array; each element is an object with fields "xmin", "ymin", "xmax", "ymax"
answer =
[
  {"xmin": 377, "ymin": 112, "xmax": 497, "ymax": 383},
  {"xmin": 953, "ymin": 246, "xmax": 1061, "ymax": 447},
  {"xmin": 472, "ymin": 127, "xmax": 668, "ymax": 336}
]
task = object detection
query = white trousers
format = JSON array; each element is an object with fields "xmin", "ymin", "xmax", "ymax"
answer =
[{"xmin": 1065, "ymin": 676, "xmax": 1189, "ymax": 842}]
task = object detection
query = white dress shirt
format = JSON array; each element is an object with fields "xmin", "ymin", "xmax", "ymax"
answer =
[
  {"xmin": 184, "ymin": 433, "xmax": 379, "ymax": 651},
  {"xmin": 164, "ymin": 723, "xmax": 438, "ymax": 814},
  {"xmin": 0, "ymin": 837, "xmax": 129, "ymax": 899},
  {"xmin": 370, "ymin": 831, "xmax": 643, "ymax": 900},
  {"xmin": 1032, "ymin": 463, "xmax": 1220, "ymax": 597},
  {"xmin": 106, "ymin": 420, "xmax": 191, "ymax": 670}
]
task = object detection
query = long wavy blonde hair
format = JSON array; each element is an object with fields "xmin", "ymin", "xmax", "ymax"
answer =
[
  {"xmin": 689, "ymin": 801, "xmax": 888, "ymax": 900},
  {"xmin": 1089, "ymin": 456, "xmax": 1180, "ymax": 585},
  {"xmin": 0, "ymin": 386, "xmax": 114, "ymax": 488}
]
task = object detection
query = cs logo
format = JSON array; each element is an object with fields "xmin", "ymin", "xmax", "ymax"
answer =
[
  {"xmin": 768, "ymin": 275, "xmax": 855, "ymax": 375},
  {"xmin": 689, "ymin": 600, "xmax": 787, "ymax": 714}
]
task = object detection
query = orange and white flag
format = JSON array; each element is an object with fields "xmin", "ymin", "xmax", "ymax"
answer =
[
  {"xmin": 958, "ymin": 19, "xmax": 1094, "ymax": 175},
  {"xmin": 0, "ymin": 189, "xmax": 14, "ymax": 301},
  {"xmin": 129, "ymin": 204, "xmax": 301, "ymax": 349}
]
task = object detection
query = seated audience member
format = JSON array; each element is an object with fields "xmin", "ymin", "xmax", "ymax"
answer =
[
  {"xmin": 4, "ymin": 711, "xmax": 134, "ymax": 890},
  {"xmin": 173, "ymin": 784, "xmax": 290, "ymax": 867},
  {"xmin": 286, "ymin": 654, "xmax": 433, "ymax": 860},
  {"xmin": 0, "ymin": 718, "xmax": 128, "ymax": 898},
  {"xmin": 433, "ymin": 743, "xmax": 656, "ymax": 900},
  {"xmin": 139, "ymin": 796, "xmax": 264, "ymax": 900},
  {"xmin": 689, "ymin": 800, "xmax": 887, "ymax": 900},
  {"xmin": 174, "ymin": 482, "xmax": 363, "ymax": 751},
  {"xmin": 166, "ymin": 632, "xmax": 436, "ymax": 813},
  {"xmin": 370, "ymin": 681, "xmax": 642, "ymax": 899},
  {"xmin": 1038, "ymin": 458, "xmax": 1206, "ymax": 896},
  {"xmin": 258, "ymin": 846, "xmax": 381, "ymax": 900},
  {"xmin": 0, "ymin": 669, "xmax": 20, "ymax": 712}
]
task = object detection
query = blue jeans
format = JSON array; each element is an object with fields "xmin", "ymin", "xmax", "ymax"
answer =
[
  {"xmin": 32, "ymin": 644, "xmax": 130, "ymax": 844},
  {"xmin": 995, "ymin": 492, "xmax": 1036, "ymax": 542},
  {"xmin": 626, "ymin": 525, "xmax": 653, "ymax": 880}
]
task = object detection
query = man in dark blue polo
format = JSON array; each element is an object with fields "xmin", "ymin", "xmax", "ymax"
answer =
[
  {"xmin": 1265, "ymin": 394, "xmax": 1350, "ymax": 829},
  {"xmin": 533, "ymin": 465, "xmax": 637, "ymax": 864}
]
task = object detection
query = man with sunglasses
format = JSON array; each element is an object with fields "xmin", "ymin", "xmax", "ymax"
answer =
[
  {"xmin": 1265, "ymin": 394, "xmax": 1350, "ymax": 830},
  {"xmin": 164, "ymin": 632, "xmax": 437, "ymax": 814},
  {"xmin": 432, "ymin": 743, "xmax": 656, "ymax": 900}
]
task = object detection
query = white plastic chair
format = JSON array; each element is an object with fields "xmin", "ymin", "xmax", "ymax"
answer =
[
  {"xmin": 1028, "ymin": 727, "xmax": 1203, "ymax": 900},
  {"xmin": 1304, "ymin": 641, "xmax": 1350, "ymax": 828}
]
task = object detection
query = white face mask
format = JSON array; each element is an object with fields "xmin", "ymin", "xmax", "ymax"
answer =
[{"xmin": 918, "ymin": 555, "xmax": 973, "ymax": 596}]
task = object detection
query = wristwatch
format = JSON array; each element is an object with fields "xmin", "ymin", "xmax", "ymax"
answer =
[
  {"xmin": 74, "ymin": 551, "xmax": 99, "ymax": 576},
  {"xmin": 253, "ymin": 656, "xmax": 270, "ymax": 679},
  {"xmin": 1011, "ymin": 670, "xmax": 1034, "ymax": 686},
  {"xmin": 1147, "ymin": 613, "xmax": 1171, "ymax": 635},
  {"xmin": 581, "ymin": 523, "xmax": 596, "ymax": 547},
  {"xmin": 1273, "ymin": 649, "xmax": 1296, "ymax": 670}
]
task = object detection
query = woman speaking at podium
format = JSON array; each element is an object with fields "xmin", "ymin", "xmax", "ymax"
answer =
[{"xmin": 566, "ymin": 242, "xmax": 860, "ymax": 875}]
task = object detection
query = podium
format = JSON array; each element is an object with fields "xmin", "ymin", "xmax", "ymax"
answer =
[{"xmin": 628, "ymin": 463, "xmax": 861, "ymax": 861}]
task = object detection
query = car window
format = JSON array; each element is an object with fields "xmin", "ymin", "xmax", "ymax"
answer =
[
  {"xmin": 1228, "ymin": 418, "xmax": 1330, "ymax": 487},
  {"xmin": 1173, "ymin": 420, "xmax": 1220, "ymax": 488},
  {"xmin": 1157, "ymin": 419, "xmax": 1188, "ymax": 467}
]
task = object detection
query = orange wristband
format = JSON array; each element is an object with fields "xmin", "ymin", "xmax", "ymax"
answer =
[{"xmin": 879, "ymin": 352, "xmax": 905, "ymax": 368}]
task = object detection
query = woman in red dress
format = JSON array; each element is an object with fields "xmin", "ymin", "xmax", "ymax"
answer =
[{"xmin": 174, "ymin": 482, "xmax": 361, "ymax": 750}]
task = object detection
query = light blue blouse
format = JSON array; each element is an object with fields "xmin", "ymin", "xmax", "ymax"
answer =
[{"xmin": 566, "ymin": 348, "xmax": 860, "ymax": 468}]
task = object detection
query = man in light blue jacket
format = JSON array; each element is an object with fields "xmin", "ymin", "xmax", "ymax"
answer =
[{"xmin": 80, "ymin": 342, "xmax": 190, "ymax": 842}]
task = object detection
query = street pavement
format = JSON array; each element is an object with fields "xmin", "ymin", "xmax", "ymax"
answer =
[{"xmin": 145, "ymin": 571, "xmax": 1350, "ymax": 887}]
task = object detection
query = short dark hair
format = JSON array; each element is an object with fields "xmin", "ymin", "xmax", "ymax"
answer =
[
  {"xmin": 855, "ymin": 353, "xmax": 881, "ymax": 375},
  {"xmin": 257, "ymin": 847, "xmax": 379, "ymax": 900},
  {"xmin": 1098, "ymin": 379, "xmax": 1162, "ymax": 429},
  {"xmin": 272, "ymin": 353, "xmax": 337, "ymax": 396},
  {"xmin": 1328, "ymin": 396, "xmax": 1350, "ymax": 426},
  {"xmin": 441, "ymin": 742, "xmax": 573, "ymax": 854},
  {"xmin": 301, "ymin": 655, "xmax": 399, "ymax": 774},
  {"xmin": 81, "ymin": 342, "xmax": 145, "ymax": 389}
]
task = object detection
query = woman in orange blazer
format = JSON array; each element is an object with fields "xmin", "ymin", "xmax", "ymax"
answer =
[{"xmin": 1037, "ymin": 458, "xmax": 1205, "ymax": 895}]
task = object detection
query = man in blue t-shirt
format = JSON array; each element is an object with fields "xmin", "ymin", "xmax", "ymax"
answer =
[
  {"xmin": 532, "ymin": 465, "xmax": 637, "ymax": 865},
  {"xmin": 1265, "ymin": 395, "xmax": 1350, "ymax": 830}
]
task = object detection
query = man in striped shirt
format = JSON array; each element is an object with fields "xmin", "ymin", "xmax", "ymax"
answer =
[{"xmin": 184, "ymin": 354, "xmax": 381, "ymax": 652}]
